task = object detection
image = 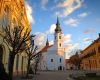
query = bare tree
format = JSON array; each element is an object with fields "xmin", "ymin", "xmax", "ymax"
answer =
[
  {"xmin": 26, "ymin": 35, "xmax": 42, "ymax": 76},
  {"xmin": 33, "ymin": 52, "xmax": 42, "ymax": 75},
  {"xmin": 26, "ymin": 35, "xmax": 38, "ymax": 77},
  {"xmin": 70, "ymin": 50, "xmax": 82, "ymax": 69},
  {"xmin": 2, "ymin": 25, "xmax": 30, "ymax": 80}
]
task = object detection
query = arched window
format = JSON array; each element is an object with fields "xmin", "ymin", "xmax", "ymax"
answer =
[
  {"xmin": 3, "ymin": 5, "xmax": 9, "ymax": 26},
  {"xmin": 60, "ymin": 58, "xmax": 61, "ymax": 63},
  {"xmin": 51, "ymin": 59, "xmax": 53, "ymax": 62},
  {"xmin": 59, "ymin": 36, "xmax": 61, "ymax": 39},
  {"xmin": 4, "ymin": 5, "xmax": 9, "ymax": 14},
  {"xmin": 59, "ymin": 43, "xmax": 61, "ymax": 47}
]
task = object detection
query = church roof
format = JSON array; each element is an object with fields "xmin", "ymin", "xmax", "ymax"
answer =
[
  {"xmin": 55, "ymin": 17, "xmax": 62, "ymax": 33},
  {"xmin": 40, "ymin": 43, "xmax": 53, "ymax": 53}
]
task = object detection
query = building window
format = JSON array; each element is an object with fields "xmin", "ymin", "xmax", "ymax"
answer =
[
  {"xmin": 60, "ymin": 58, "xmax": 61, "ymax": 63},
  {"xmin": 4, "ymin": 5, "xmax": 9, "ymax": 14},
  {"xmin": 4, "ymin": 5, "xmax": 9, "ymax": 26},
  {"xmin": 59, "ymin": 36, "xmax": 61, "ymax": 39},
  {"xmin": 98, "ymin": 46, "xmax": 100, "ymax": 53},
  {"xmin": 21, "ymin": 56, "xmax": 24, "ymax": 74},
  {"xmin": 59, "ymin": 43, "xmax": 61, "ymax": 47},
  {"xmin": 16, "ymin": 54, "xmax": 19, "ymax": 70},
  {"xmin": 51, "ymin": 59, "xmax": 53, "ymax": 62},
  {"xmin": 55, "ymin": 36, "xmax": 56, "ymax": 40}
]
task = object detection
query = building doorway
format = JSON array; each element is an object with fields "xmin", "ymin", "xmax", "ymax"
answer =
[
  {"xmin": 0, "ymin": 45, "xmax": 3, "ymax": 62},
  {"xmin": 58, "ymin": 66, "xmax": 62, "ymax": 70}
]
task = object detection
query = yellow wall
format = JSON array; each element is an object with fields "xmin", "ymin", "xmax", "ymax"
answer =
[
  {"xmin": 0, "ymin": 0, "xmax": 30, "ymax": 76},
  {"xmin": 80, "ymin": 36, "xmax": 100, "ymax": 70}
]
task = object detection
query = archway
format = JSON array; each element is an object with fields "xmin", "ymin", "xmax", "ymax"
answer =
[{"xmin": 0, "ymin": 45, "xmax": 3, "ymax": 62}]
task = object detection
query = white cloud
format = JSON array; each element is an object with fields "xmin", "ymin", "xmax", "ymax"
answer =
[
  {"xmin": 49, "ymin": 40, "xmax": 54, "ymax": 45},
  {"xmin": 83, "ymin": 38, "xmax": 93, "ymax": 44},
  {"xmin": 64, "ymin": 18, "xmax": 78, "ymax": 27},
  {"xmin": 49, "ymin": 24, "xmax": 56, "ymax": 34},
  {"xmin": 25, "ymin": 2, "xmax": 35, "ymax": 24},
  {"xmin": 65, "ymin": 43, "xmax": 80, "ymax": 59},
  {"xmin": 63, "ymin": 34, "xmax": 72, "ymax": 44},
  {"xmin": 84, "ymin": 28, "xmax": 95, "ymax": 34},
  {"xmin": 65, "ymin": 43, "xmax": 79, "ymax": 52},
  {"xmin": 41, "ymin": 0, "xmax": 48, "ymax": 10},
  {"xmin": 34, "ymin": 32, "xmax": 46, "ymax": 46},
  {"xmin": 78, "ymin": 12, "xmax": 88, "ymax": 17},
  {"xmin": 56, "ymin": 0, "xmax": 82, "ymax": 17}
]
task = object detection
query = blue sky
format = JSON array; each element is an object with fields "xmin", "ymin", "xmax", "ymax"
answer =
[{"xmin": 25, "ymin": 0, "xmax": 100, "ymax": 58}]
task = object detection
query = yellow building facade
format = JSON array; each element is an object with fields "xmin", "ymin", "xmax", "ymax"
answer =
[
  {"xmin": 80, "ymin": 34, "xmax": 100, "ymax": 70},
  {"xmin": 0, "ymin": 0, "xmax": 30, "ymax": 76}
]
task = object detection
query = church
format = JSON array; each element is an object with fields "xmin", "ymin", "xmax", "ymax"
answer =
[{"xmin": 38, "ymin": 18, "xmax": 66, "ymax": 70}]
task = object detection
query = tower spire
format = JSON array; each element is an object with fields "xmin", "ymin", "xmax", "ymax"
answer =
[
  {"xmin": 55, "ymin": 17, "xmax": 62, "ymax": 33},
  {"xmin": 46, "ymin": 38, "xmax": 49, "ymax": 46},
  {"xmin": 56, "ymin": 16, "xmax": 60, "ymax": 25}
]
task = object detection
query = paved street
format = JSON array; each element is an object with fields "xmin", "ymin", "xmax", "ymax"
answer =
[
  {"xmin": 15, "ymin": 70, "xmax": 86, "ymax": 80},
  {"xmin": 33, "ymin": 70, "xmax": 85, "ymax": 80}
]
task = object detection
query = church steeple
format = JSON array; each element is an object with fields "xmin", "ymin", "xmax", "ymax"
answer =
[
  {"xmin": 55, "ymin": 17, "xmax": 62, "ymax": 33},
  {"xmin": 46, "ymin": 38, "xmax": 49, "ymax": 46},
  {"xmin": 54, "ymin": 17, "xmax": 64, "ymax": 56}
]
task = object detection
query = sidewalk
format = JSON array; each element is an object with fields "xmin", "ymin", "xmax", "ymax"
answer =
[{"xmin": 14, "ymin": 74, "xmax": 34, "ymax": 80}]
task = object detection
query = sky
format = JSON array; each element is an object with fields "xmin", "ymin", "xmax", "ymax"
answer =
[{"xmin": 25, "ymin": 0, "xmax": 100, "ymax": 59}]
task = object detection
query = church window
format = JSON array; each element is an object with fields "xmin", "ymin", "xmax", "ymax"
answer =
[
  {"xmin": 59, "ymin": 36, "xmax": 61, "ymax": 39},
  {"xmin": 59, "ymin": 43, "xmax": 61, "ymax": 47},
  {"xmin": 55, "ymin": 36, "xmax": 56, "ymax": 40},
  {"xmin": 98, "ymin": 46, "xmax": 100, "ymax": 53},
  {"xmin": 51, "ymin": 59, "xmax": 53, "ymax": 62},
  {"xmin": 60, "ymin": 58, "xmax": 61, "ymax": 63}
]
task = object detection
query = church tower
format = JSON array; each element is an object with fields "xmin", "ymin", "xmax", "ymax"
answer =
[{"xmin": 54, "ymin": 17, "xmax": 64, "ymax": 56}]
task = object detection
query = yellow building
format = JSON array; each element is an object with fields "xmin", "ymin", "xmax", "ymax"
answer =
[
  {"xmin": 80, "ymin": 34, "xmax": 100, "ymax": 70},
  {"xmin": 0, "ymin": 0, "xmax": 30, "ymax": 76}
]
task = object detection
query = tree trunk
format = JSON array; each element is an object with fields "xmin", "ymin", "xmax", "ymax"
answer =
[{"xmin": 8, "ymin": 53, "xmax": 15, "ymax": 80}]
